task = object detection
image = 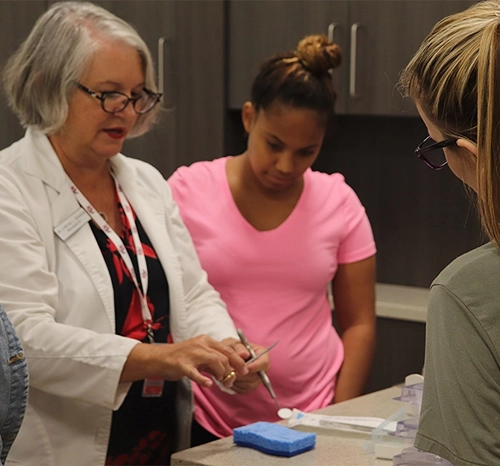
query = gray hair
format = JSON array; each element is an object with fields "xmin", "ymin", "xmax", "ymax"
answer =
[{"xmin": 3, "ymin": 1, "xmax": 160, "ymax": 137}]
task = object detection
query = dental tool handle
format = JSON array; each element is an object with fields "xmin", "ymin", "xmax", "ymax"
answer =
[
  {"xmin": 237, "ymin": 328, "xmax": 280, "ymax": 408},
  {"xmin": 237, "ymin": 328, "xmax": 257, "ymax": 359},
  {"xmin": 259, "ymin": 370, "xmax": 281, "ymax": 409}
]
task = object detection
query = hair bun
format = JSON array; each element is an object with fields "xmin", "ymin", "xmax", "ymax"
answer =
[{"xmin": 296, "ymin": 34, "xmax": 342, "ymax": 75}]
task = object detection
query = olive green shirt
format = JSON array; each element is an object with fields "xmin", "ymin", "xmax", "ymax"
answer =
[{"xmin": 415, "ymin": 242, "xmax": 500, "ymax": 465}]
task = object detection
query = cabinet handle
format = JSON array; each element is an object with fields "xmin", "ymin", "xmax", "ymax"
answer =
[
  {"xmin": 158, "ymin": 37, "xmax": 165, "ymax": 97},
  {"xmin": 327, "ymin": 22, "xmax": 339, "ymax": 43},
  {"xmin": 158, "ymin": 37, "xmax": 174, "ymax": 111},
  {"xmin": 350, "ymin": 23, "xmax": 362, "ymax": 98}
]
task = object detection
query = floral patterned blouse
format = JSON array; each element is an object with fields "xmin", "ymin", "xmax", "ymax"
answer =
[{"xmin": 90, "ymin": 194, "xmax": 176, "ymax": 465}]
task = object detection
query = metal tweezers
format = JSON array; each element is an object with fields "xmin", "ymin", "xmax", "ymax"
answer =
[{"xmin": 237, "ymin": 328, "xmax": 281, "ymax": 410}]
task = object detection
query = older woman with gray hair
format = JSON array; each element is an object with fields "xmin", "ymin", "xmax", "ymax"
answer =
[{"xmin": 0, "ymin": 2, "xmax": 267, "ymax": 465}]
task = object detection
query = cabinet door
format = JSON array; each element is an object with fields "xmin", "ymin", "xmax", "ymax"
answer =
[
  {"xmin": 364, "ymin": 317, "xmax": 426, "ymax": 393},
  {"xmin": 0, "ymin": 1, "xmax": 49, "ymax": 151},
  {"xmin": 97, "ymin": 1, "xmax": 226, "ymax": 175},
  {"xmin": 347, "ymin": 1, "xmax": 475, "ymax": 116},
  {"xmin": 227, "ymin": 1, "xmax": 349, "ymax": 113},
  {"xmin": 228, "ymin": 0, "xmax": 475, "ymax": 116},
  {"xmin": 50, "ymin": 0, "xmax": 224, "ymax": 176},
  {"xmin": 174, "ymin": 0, "xmax": 225, "ymax": 169},
  {"xmin": 86, "ymin": 1, "xmax": 177, "ymax": 177}
]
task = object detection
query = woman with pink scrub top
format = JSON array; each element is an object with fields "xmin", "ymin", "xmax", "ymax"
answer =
[{"xmin": 168, "ymin": 34, "xmax": 377, "ymax": 446}]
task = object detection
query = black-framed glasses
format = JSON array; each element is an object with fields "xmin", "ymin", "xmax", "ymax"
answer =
[
  {"xmin": 76, "ymin": 82, "xmax": 162, "ymax": 115},
  {"xmin": 414, "ymin": 135, "xmax": 458, "ymax": 170}
]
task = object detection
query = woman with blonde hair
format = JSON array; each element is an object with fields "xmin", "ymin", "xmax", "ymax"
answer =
[{"xmin": 400, "ymin": 1, "xmax": 500, "ymax": 464}]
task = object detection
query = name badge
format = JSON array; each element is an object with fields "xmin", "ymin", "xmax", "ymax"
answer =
[
  {"xmin": 142, "ymin": 377, "xmax": 165, "ymax": 398},
  {"xmin": 54, "ymin": 208, "xmax": 91, "ymax": 241},
  {"xmin": 142, "ymin": 342, "xmax": 165, "ymax": 397}
]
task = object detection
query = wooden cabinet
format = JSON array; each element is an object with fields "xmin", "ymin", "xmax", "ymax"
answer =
[
  {"xmin": 94, "ymin": 1, "xmax": 225, "ymax": 177},
  {"xmin": 60, "ymin": 0, "xmax": 225, "ymax": 177},
  {"xmin": 0, "ymin": 1, "xmax": 49, "ymax": 151},
  {"xmin": 364, "ymin": 317, "xmax": 426, "ymax": 393},
  {"xmin": 1, "ymin": 1, "xmax": 225, "ymax": 177},
  {"xmin": 227, "ymin": 1, "xmax": 346, "ymax": 110},
  {"xmin": 87, "ymin": 1, "xmax": 177, "ymax": 176},
  {"xmin": 227, "ymin": 0, "xmax": 475, "ymax": 116}
]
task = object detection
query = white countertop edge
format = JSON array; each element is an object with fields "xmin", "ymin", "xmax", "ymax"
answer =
[{"xmin": 375, "ymin": 283, "xmax": 429, "ymax": 323}]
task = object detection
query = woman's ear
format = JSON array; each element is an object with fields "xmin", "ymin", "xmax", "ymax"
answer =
[
  {"xmin": 455, "ymin": 138, "xmax": 478, "ymax": 192},
  {"xmin": 241, "ymin": 101, "xmax": 255, "ymax": 134},
  {"xmin": 456, "ymin": 138, "xmax": 478, "ymax": 159}
]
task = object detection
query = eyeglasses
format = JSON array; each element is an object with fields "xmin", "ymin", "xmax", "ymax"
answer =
[
  {"xmin": 76, "ymin": 83, "xmax": 162, "ymax": 115},
  {"xmin": 414, "ymin": 135, "xmax": 458, "ymax": 170}
]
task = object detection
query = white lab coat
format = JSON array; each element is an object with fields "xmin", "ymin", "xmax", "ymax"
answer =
[{"xmin": 0, "ymin": 128, "xmax": 237, "ymax": 465}]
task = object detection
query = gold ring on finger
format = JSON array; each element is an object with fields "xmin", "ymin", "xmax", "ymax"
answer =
[{"xmin": 222, "ymin": 370, "xmax": 236, "ymax": 383}]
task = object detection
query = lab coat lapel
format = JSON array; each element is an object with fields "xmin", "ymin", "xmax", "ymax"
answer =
[
  {"xmin": 52, "ymin": 184, "xmax": 115, "ymax": 329},
  {"xmin": 22, "ymin": 129, "xmax": 116, "ymax": 331}
]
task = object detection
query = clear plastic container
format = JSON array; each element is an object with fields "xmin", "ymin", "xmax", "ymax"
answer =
[
  {"xmin": 393, "ymin": 382, "xmax": 423, "ymax": 417},
  {"xmin": 391, "ymin": 417, "xmax": 419, "ymax": 439},
  {"xmin": 365, "ymin": 374, "xmax": 426, "ymax": 460},
  {"xmin": 399, "ymin": 383, "xmax": 423, "ymax": 403}
]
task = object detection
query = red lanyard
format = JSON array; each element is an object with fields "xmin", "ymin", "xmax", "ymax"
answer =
[{"xmin": 69, "ymin": 170, "xmax": 154, "ymax": 343}]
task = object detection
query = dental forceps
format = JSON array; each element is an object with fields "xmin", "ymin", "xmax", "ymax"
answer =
[{"xmin": 237, "ymin": 328, "xmax": 281, "ymax": 410}]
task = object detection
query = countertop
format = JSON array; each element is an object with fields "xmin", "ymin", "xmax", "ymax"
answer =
[
  {"xmin": 375, "ymin": 283, "xmax": 429, "ymax": 323},
  {"xmin": 171, "ymin": 386, "xmax": 406, "ymax": 466}
]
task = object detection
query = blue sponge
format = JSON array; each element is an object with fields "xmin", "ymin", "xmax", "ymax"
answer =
[{"xmin": 233, "ymin": 421, "xmax": 316, "ymax": 457}]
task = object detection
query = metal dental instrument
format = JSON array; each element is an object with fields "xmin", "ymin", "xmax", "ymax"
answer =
[
  {"xmin": 245, "ymin": 340, "xmax": 278, "ymax": 365},
  {"xmin": 237, "ymin": 328, "xmax": 281, "ymax": 410}
]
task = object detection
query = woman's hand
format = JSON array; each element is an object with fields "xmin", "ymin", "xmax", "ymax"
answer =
[
  {"xmin": 230, "ymin": 341, "xmax": 271, "ymax": 394},
  {"xmin": 120, "ymin": 334, "xmax": 249, "ymax": 388}
]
